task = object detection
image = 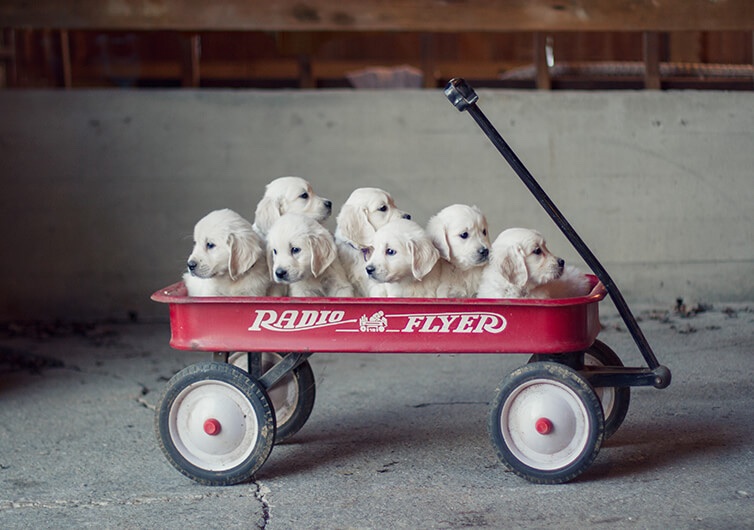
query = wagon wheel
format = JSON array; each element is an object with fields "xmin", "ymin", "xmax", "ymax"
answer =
[
  {"xmin": 581, "ymin": 340, "xmax": 631, "ymax": 439},
  {"xmin": 228, "ymin": 352, "xmax": 315, "ymax": 443},
  {"xmin": 527, "ymin": 340, "xmax": 630, "ymax": 440},
  {"xmin": 488, "ymin": 362, "xmax": 604, "ymax": 484},
  {"xmin": 155, "ymin": 361, "xmax": 276, "ymax": 486}
]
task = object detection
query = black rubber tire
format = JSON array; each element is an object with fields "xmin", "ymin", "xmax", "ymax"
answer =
[
  {"xmin": 229, "ymin": 352, "xmax": 316, "ymax": 443},
  {"xmin": 488, "ymin": 362, "xmax": 604, "ymax": 484},
  {"xmin": 155, "ymin": 361, "xmax": 276, "ymax": 486},
  {"xmin": 527, "ymin": 340, "xmax": 630, "ymax": 440}
]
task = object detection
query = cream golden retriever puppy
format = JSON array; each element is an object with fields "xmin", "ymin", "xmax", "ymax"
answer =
[
  {"xmin": 364, "ymin": 219, "xmax": 441, "ymax": 298},
  {"xmin": 426, "ymin": 204, "xmax": 491, "ymax": 298},
  {"xmin": 266, "ymin": 213, "xmax": 354, "ymax": 297},
  {"xmin": 183, "ymin": 209, "xmax": 270, "ymax": 297},
  {"xmin": 335, "ymin": 187, "xmax": 412, "ymax": 296},
  {"xmin": 252, "ymin": 176, "xmax": 333, "ymax": 236},
  {"xmin": 477, "ymin": 227, "xmax": 590, "ymax": 299}
]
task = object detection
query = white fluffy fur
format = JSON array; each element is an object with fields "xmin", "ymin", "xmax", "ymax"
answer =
[
  {"xmin": 335, "ymin": 187, "xmax": 412, "ymax": 297},
  {"xmin": 266, "ymin": 213, "xmax": 354, "ymax": 297},
  {"xmin": 252, "ymin": 176, "xmax": 332, "ymax": 236},
  {"xmin": 528, "ymin": 264, "xmax": 592, "ymax": 299},
  {"xmin": 477, "ymin": 227, "xmax": 590, "ymax": 299},
  {"xmin": 364, "ymin": 219, "xmax": 441, "ymax": 298},
  {"xmin": 426, "ymin": 204, "xmax": 491, "ymax": 298},
  {"xmin": 183, "ymin": 209, "xmax": 270, "ymax": 297}
]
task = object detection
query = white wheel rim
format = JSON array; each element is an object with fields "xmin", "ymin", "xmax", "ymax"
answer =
[
  {"xmin": 584, "ymin": 352, "xmax": 615, "ymax": 418},
  {"xmin": 169, "ymin": 380, "xmax": 260, "ymax": 471},
  {"xmin": 501, "ymin": 378, "xmax": 592, "ymax": 471},
  {"xmin": 229, "ymin": 352, "xmax": 298, "ymax": 427}
]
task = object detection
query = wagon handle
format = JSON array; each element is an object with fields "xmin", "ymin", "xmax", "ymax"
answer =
[{"xmin": 444, "ymin": 78, "xmax": 670, "ymax": 389}]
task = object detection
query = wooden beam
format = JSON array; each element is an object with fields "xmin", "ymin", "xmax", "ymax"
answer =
[
  {"xmin": 0, "ymin": 29, "xmax": 17, "ymax": 87},
  {"xmin": 60, "ymin": 29, "xmax": 72, "ymax": 88},
  {"xmin": 2, "ymin": 1, "xmax": 753, "ymax": 32},
  {"xmin": 534, "ymin": 33, "xmax": 552, "ymax": 90},
  {"xmin": 181, "ymin": 33, "xmax": 200, "ymax": 87},
  {"xmin": 643, "ymin": 31, "xmax": 661, "ymax": 89},
  {"xmin": 420, "ymin": 34, "xmax": 436, "ymax": 88}
]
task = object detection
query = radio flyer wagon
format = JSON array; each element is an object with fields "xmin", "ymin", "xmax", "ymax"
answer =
[{"xmin": 151, "ymin": 79, "xmax": 671, "ymax": 486}]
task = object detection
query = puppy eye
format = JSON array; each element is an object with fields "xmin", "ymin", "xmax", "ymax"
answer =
[
  {"xmin": 459, "ymin": 232, "xmax": 469, "ymax": 239},
  {"xmin": 291, "ymin": 247, "xmax": 301, "ymax": 255},
  {"xmin": 378, "ymin": 205, "xmax": 388, "ymax": 212},
  {"xmin": 206, "ymin": 242, "xmax": 215, "ymax": 250},
  {"xmin": 533, "ymin": 247, "xmax": 542, "ymax": 255},
  {"xmin": 299, "ymin": 192, "xmax": 309, "ymax": 200},
  {"xmin": 272, "ymin": 249, "xmax": 277, "ymax": 255},
  {"xmin": 386, "ymin": 248, "xmax": 396, "ymax": 256},
  {"xmin": 483, "ymin": 229, "xmax": 488, "ymax": 236}
]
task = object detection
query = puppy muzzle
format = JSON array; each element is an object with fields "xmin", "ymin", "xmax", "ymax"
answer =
[
  {"xmin": 274, "ymin": 267, "xmax": 290, "ymax": 283},
  {"xmin": 187, "ymin": 260, "xmax": 213, "ymax": 279},
  {"xmin": 554, "ymin": 258, "xmax": 565, "ymax": 278}
]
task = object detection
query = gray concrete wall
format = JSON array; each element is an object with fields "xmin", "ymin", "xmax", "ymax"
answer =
[{"xmin": 1, "ymin": 89, "xmax": 752, "ymax": 321}]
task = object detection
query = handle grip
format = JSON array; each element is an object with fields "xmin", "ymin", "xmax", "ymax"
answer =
[{"xmin": 444, "ymin": 78, "xmax": 478, "ymax": 111}]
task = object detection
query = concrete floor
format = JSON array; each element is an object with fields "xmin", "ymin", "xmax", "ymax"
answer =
[{"xmin": 1, "ymin": 301, "xmax": 753, "ymax": 529}]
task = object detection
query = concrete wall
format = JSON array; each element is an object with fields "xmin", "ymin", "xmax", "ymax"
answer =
[{"xmin": 1, "ymin": 88, "xmax": 752, "ymax": 321}]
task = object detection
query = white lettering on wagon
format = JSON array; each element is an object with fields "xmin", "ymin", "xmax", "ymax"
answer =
[
  {"xmin": 399, "ymin": 312, "xmax": 506, "ymax": 334},
  {"xmin": 247, "ymin": 309, "xmax": 506, "ymax": 334},
  {"xmin": 248, "ymin": 309, "xmax": 349, "ymax": 332}
]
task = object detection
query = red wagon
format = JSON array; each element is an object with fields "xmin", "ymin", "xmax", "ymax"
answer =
[{"xmin": 151, "ymin": 79, "xmax": 670, "ymax": 485}]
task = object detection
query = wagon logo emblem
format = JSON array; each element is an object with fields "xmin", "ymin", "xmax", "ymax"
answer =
[
  {"xmin": 247, "ymin": 309, "xmax": 506, "ymax": 334},
  {"xmin": 359, "ymin": 311, "xmax": 387, "ymax": 332}
]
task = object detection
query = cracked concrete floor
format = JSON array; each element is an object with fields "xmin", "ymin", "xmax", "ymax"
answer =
[{"xmin": 1, "ymin": 303, "xmax": 753, "ymax": 529}]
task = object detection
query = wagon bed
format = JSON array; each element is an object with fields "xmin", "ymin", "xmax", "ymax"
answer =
[{"xmin": 151, "ymin": 275, "xmax": 605, "ymax": 355}]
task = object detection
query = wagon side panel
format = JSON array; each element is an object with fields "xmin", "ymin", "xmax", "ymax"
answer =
[{"xmin": 162, "ymin": 296, "xmax": 602, "ymax": 355}]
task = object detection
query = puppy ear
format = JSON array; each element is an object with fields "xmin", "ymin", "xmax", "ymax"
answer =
[
  {"xmin": 228, "ymin": 232, "xmax": 263, "ymax": 280},
  {"xmin": 337, "ymin": 205, "xmax": 375, "ymax": 246},
  {"xmin": 409, "ymin": 238, "xmax": 439, "ymax": 280},
  {"xmin": 500, "ymin": 245, "xmax": 529, "ymax": 288},
  {"xmin": 426, "ymin": 216, "xmax": 451, "ymax": 261},
  {"xmin": 253, "ymin": 196, "xmax": 282, "ymax": 235},
  {"xmin": 308, "ymin": 234, "xmax": 337, "ymax": 278}
]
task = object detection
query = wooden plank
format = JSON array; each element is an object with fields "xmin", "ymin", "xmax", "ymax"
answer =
[
  {"xmin": 60, "ymin": 30, "xmax": 72, "ymax": 88},
  {"xmin": 643, "ymin": 31, "xmax": 661, "ymax": 89},
  {"xmin": 420, "ymin": 34, "xmax": 436, "ymax": 89},
  {"xmin": 180, "ymin": 33, "xmax": 200, "ymax": 87},
  {"xmin": 2, "ymin": 1, "xmax": 753, "ymax": 32},
  {"xmin": 70, "ymin": 59, "xmax": 524, "ymax": 84},
  {"xmin": 534, "ymin": 33, "xmax": 552, "ymax": 90}
]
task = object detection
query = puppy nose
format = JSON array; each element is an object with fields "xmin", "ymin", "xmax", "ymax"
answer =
[
  {"xmin": 557, "ymin": 258, "xmax": 565, "ymax": 268},
  {"xmin": 275, "ymin": 268, "xmax": 288, "ymax": 279},
  {"xmin": 479, "ymin": 247, "xmax": 489, "ymax": 258},
  {"xmin": 365, "ymin": 265, "xmax": 376, "ymax": 276},
  {"xmin": 187, "ymin": 260, "xmax": 197, "ymax": 271},
  {"xmin": 402, "ymin": 213, "xmax": 412, "ymax": 220},
  {"xmin": 324, "ymin": 200, "xmax": 333, "ymax": 210}
]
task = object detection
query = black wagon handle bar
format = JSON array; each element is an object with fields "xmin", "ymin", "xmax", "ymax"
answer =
[{"xmin": 445, "ymin": 78, "xmax": 668, "ymax": 384}]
